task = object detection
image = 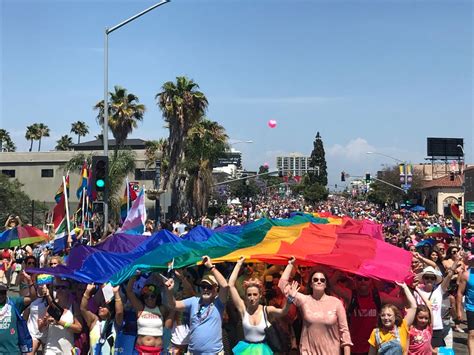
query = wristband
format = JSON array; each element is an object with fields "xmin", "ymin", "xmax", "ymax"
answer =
[
  {"xmin": 209, "ymin": 265, "xmax": 216, "ymax": 270},
  {"xmin": 287, "ymin": 295, "xmax": 295, "ymax": 304}
]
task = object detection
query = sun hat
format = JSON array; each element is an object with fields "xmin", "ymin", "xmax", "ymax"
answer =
[
  {"xmin": 417, "ymin": 266, "xmax": 443, "ymax": 284},
  {"xmin": 200, "ymin": 273, "xmax": 218, "ymax": 287}
]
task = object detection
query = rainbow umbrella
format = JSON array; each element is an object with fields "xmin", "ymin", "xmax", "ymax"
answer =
[
  {"xmin": 0, "ymin": 226, "xmax": 49, "ymax": 248},
  {"xmin": 424, "ymin": 226, "xmax": 454, "ymax": 239}
]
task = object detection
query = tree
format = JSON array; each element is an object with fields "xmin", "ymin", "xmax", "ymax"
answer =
[
  {"xmin": 309, "ymin": 132, "xmax": 328, "ymax": 186},
  {"xmin": 0, "ymin": 174, "xmax": 48, "ymax": 228},
  {"xmin": 94, "ymin": 86, "xmax": 146, "ymax": 155},
  {"xmin": 144, "ymin": 138, "xmax": 169, "ymax": 172},
  {"xmin": 156, "ymin": 76, "xmax": 208, "ymax": 218},
  {"xmin": 0, "ymin": 130, "xmax": 15, "ymax": 152},
  {"xmin": 184, "ymin": 119, "xmax": 228, "ymax": 216},
  {"xmin": 36, "ymin": 123, "xmax": 50, "ymax": 152},
  {"xmin": 55, "ymin": 135, "xmax": 73, "ymax": 151},
  {"xmin": 64, "ymin": 150, "xmax": 136, "ymax": 222},
  {"xmin": 303, "ymin": 182, "xmax": 328, "ymax": 204},
  {"xmin": 70, "ymin": 121, "xmax": 89, "ymax": 144},
  {"xmin": 25, "ymin": 124, "xmax": 40, "ymax": 152}
]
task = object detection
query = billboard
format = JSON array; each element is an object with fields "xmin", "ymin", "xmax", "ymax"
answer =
[{"xmin": 427, "ymin": 138, "xmax": 463, "ymax": 158}]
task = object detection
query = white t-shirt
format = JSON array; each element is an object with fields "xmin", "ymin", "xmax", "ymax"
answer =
[
  {"xmin": 27, "ymin": 298, "xmax": 48, "ymax": 340},
  {"xmin": 415, "ymin": 286, "xmax": 443, "ymax": 330}
]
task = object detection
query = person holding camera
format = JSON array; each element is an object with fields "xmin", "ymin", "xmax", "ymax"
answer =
[{"xmin": 39, "ymin": 279, "xmax": 82, "ymax": 355}]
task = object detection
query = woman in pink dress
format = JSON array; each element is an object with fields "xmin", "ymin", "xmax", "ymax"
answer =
[{"xmin": 279, "ymin": 257, "xmax": 352, "ymax": 355}]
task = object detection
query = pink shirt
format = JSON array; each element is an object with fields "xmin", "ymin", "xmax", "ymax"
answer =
[
  {"xmin": 293, "ymin": 293, "xmax": 352, "ymax": 354},
  {"xmin": 408, "ymin": 326, "xmax": 432, "ymax": 355}
]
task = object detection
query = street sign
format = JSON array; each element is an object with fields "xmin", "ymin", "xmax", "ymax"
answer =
[{"xmin": 466, "ymin": 201, "xmax": 474, "ymax": 213}]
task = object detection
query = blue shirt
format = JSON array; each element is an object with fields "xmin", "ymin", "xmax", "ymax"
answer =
[
  {"xmin": 182, "ymin": 296, "xmax": 224, "ymax": 354},
  {"xmin": 465, "ymin": 269, "xmax": 474, "ymax": 312},
  {"xmin": 0, "ymin": 296, "xmax": 25, "ymax": 355}
]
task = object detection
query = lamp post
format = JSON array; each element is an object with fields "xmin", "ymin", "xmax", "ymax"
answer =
[
  {"xmin": 366, "ymin": 151, "xmax": 410, "ymax": 194},
  {"xmin": 102, "ymin": 0, "xmax": 169, "ymax": 228}
]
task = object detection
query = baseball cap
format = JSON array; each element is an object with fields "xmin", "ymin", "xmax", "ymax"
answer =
[{"xmin": 200, "ymin": 273, "xmax": 217, "ymax": 287}]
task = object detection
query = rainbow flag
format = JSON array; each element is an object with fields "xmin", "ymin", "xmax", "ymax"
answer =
[
  {"xmin": 36, "ymin": 274, "xmax": 54, "ymax": 285},
  {"xmin": 54, "ymin": 175, "xmax": 69, "ymax": 203},
  {"xmin": 451, "ymin": 203, "xmax": 461, "ymax": 236},
  {"xmin": 76, "ymin": 161, "xmax": 88, "ymax": 199}
]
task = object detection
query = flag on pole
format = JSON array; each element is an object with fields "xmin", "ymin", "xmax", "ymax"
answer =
[
  {"xmin": 120, "ymin": 181, "xmax": 139, "ymax": 222},
  {"xmin": 450, "ymin": 203, "xmax": 462, "ymax": 236},
  {"xmin": 118, "ymin": 188, "xmax": 146, "ymax": 235},
  {"xmin": 54, "ymin": 175, "xmax": 69, "ymax": 203},
  {"xmin": 52, "ymin": 176, "xmax": 73, "ymax": 253},
  {"xmin": 76, "ymin": 161, "xmax": 89, "ymax": 199}
]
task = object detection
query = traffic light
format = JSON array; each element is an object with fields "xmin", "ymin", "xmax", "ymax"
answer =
[
  {"xmin": 449, "ymin": 172, "xmax": 455, "ymax": 181},
  {"xmin": 91, "ymin": 155, "xmax": 108, "ymax": 195},
  {"xmin": 341, "ymin": 172, "xmax": 345, "ymax": 182},
  {"xmin": 365, "ymin": 173, "xmax": 371, "ymax": 183}
]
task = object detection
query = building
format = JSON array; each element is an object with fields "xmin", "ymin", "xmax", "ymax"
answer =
[
  {"xmin": 276, "ymin": 153, "xmax": 311, "ymax": 177},
  {"xmin": 0, "ymin": 139, "xmax": 171, "ymax": 219}
]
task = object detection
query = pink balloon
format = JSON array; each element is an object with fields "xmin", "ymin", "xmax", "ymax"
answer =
[
  {"xmin": 268, "ymin": 119, "xmax": 277, "ymax": 128},
  {"xmin": 263, "ymin": 162, "xmax": 269, "ymax": 168}
]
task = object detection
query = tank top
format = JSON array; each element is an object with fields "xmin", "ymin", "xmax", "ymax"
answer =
[
  {"xmin": 242, "ymin": 307, "xmax": 269, "ymax": 343},
  {"xmin": 465, "ymin": 269, "xmax": 474, "ymax": 312},
  {"xmin": 137, "ymin": 306, "xmax": 163, "ymax": 336}
]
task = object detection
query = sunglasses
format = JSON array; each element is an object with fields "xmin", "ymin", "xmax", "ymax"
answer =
[
  {"xmin": 49, "ymin": 263, "xmax": 58, "ymax": 266},
  {"xmin": 143, "ymin": 294, "xmax": 157, "ymax": 299},
  {"xmin": 451, "ymin": 250, "xmax": 458, "ymax": 254},
  {"xmin": 312, "ymin": 277, "xmax": 326, "ymax": 283},
  {"xmin": 26, "ymin": 262, "xmax": 35, "ymax": 266},
  {"xmin": 422, "ymin": 276, "xmax": 436, "ymax": 281},
  {"xmin": 54, "ymin": 285, "xmax": 68, "ymax": 290},
  {"xmin": 356, "ymin": 276, "xmax": 370, "ymax": 281},
  {"xmin": 200, "ymin": 284, "xmax": 215, "ymax": 290}
]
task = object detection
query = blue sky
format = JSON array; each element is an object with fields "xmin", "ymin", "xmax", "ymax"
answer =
[{"xmin": 1, "ymin": 0, "xmax": 472, "ymax": 186}]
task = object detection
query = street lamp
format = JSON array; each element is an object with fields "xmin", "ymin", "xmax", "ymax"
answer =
[
  {"xmin": 366, "ymin": 151, "xmax": 404, "ymax": 164},
  {"xmin": 366, "ymin": 151, "xmax": 410, "ymax": 192},
  {"xmin": 102, "ymin": 0, "xmax": 169, "ymax": 227}
]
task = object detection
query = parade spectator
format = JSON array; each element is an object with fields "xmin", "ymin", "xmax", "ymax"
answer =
[
  {"xmin": 24, "ymin": 283, "xmax": 50, "ymax": 354},
  {"xmin": 229, "ymin": 256, "xmax": 295, "ymax": 354},
  {"xmin": 457, "ymin": 254, "xmax": 474, "ymax": 354},
  {"xmin": 415, "ymin": 265, "xmax": 455, "ymax": 352},
  {"xmin": 165, "ymin": 256, "xmax": 229, "ymax": 355},
  {"xmin": 81, "ymin": 283, "xmax": 124, "ymax": 354},
  {"xmin": 0, "ymin": 276, "xmax": 36, "ymax": 355},
  {"xmin": 39, "ymin": 278, "xmax": 83, "ymax": 354},
  {"xmin": 4, "ymin": 215, "xmax": 22, "ymax": 229},
  {"xmin": 368, "ymin": 282, "xmax": 417, "ymax": 355},
  {"xmin": 279, "ymin": 257, "xmax": 352, "ymax": 355},
  {"xmin": 126, "ymin": 274, "xmax": 173, "ymax": 355}
]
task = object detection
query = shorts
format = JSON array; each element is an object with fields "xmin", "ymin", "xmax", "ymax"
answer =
[
  {"xmin": 431, "ymin": 329, "xmax": 446, "ymax": 348},
  {"xmin": 467, "ymin": 310, "xmax": 474, "ymax": 331}
]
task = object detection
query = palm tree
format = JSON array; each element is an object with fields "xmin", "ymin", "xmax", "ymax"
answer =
[
  {"xmin": 36, "ymin": 123, "xmax": 50, "ymax": 152},
  {"xmin": 25, "ymin": 124, "xmax": 40, "ymax": 152},
  {"xmin": 184, "ymin": 119, "xmax": 228, "ymax": 216},
  {"xmin": 94, "ymin": 86, "xmax": 146, "ymax": 155},
  {"xmin": 156, "ymin": 76, "xmax": 208, "ymax": 218},
  {"xmin": 70, "ymin": 121, "xmax": 89, "ymax": 144},
  {"xmin": 144, "ymin": 138, "xmax": 168, "ymax": 170},
  {"xmin": 55, "ymin": 135, "xmax": 73, "ymax": 151},
  {"xmin": 0, "ymin": 129, "xmax": 14, "ymax": 152}
]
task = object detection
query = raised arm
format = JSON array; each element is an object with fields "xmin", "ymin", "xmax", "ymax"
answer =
[
  {"xmin": 441, "ymin": 261, "xmax": 458, "ymax": 293},
  {"xmin": 113, "ymin": 286, "xmax": 124, "ymax": 328},
  {"xmin": 268, "ymin": 281, "xmax": 298, "ymax": 319},
  {"xmin": 278, "ymin": 257, "xmax": 295, "ymax": 292},
  {"xmin": 126, "ymin": 276, "xmax": 144, "ymax": 313},
  {"xmin": 80, "ymin": 284, "xmax": 98, "ymax": 329},
  {"xmin": 228, "ymin": 257, "xmax": 246, "ymax": 315},
  {"xmin": 203, "ymin": 256, "xmax": 229, "ymax": 304},
  {"xmin": 397, "ymin": 282, "xmax": 417, "ymax": 326},
  {"xmin": 164, "ymin": 278, "xmax": 186, "ymax": 312}
]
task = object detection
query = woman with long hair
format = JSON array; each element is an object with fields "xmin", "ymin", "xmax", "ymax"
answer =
[
  {"xmin": 229, "ymin": 257, "xmax": 296, "ymax": 354},
  {"xmin": 278, "ymin": 257, "xmax": 352, "ymax": 355}
]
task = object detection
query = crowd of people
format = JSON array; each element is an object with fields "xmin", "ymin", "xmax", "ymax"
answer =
[{"xmin": 0, "ymin": 195, "xmax": 473, "ymax": 355}]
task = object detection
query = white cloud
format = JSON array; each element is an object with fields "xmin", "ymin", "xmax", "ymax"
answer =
[{"xmin": 327, "ymin": 138, "xmax": 375, "ymax": 161}]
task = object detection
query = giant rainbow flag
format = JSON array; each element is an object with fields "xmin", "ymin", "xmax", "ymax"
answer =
[{"xmin": 28, "ymin": 214, "xmax": 412, "ymax": 285}]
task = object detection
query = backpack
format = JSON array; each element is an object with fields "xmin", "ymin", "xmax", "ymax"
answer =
[{"xmin": 347, "ymin": 288, "xmax": 382, "ymax": 323}]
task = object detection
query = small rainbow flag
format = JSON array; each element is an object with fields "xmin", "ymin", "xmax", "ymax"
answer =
[
  {"xmin": 36, "ymin": 274, "xmax": 54, "ymax": 285},
  {"xmin": 450, "ymin": 203, "xmax": 461, "ymax": 236}
]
